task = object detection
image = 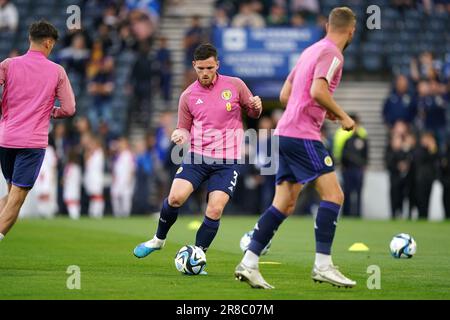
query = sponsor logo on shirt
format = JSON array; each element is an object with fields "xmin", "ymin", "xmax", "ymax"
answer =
[
  {"xmin": 221, "ymin": 90, "xmax": 232, "ymax": 101},
  {"xmin": 195, "ymin": 98, "xmax": 204, "ymax": 105}
]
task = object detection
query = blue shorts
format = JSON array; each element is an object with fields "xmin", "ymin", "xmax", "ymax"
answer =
[
  {"xmin": 175, "ymin": 153, "xmax": 240, "ymax": 198},
  {"xmin": 0, "ymin": 147, "xmax": 46, "ymax": 188},
  {"xmin": 276, "ymin": 136, "xmax": 334, "ymax": 185}
]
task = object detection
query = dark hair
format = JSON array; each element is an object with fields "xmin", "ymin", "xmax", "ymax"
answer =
[
  {"xmin": 194, "ymin": 43, "xmax": 218, "ymax": 61},
  {"xmin": 29, "ymin": 20, "xmax": 59, "ymax": 42}
]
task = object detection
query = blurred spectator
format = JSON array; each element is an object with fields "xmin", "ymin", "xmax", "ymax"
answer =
[
  {"xmin": 290, "ymin": 11, "xmax": 306, "ymax": 28},
  {"xmin": 73, "ymin": 116, "xmax": 92, "ymax": 147},
  {"xmin": 440, "ymin": 141, "xmax": 450, "ymax": 219},
  {"xmin": 231, "ymin": 1, "xmax": 265, "ymax": 28},
  {"xmin": 128, "ymin": 8, "xmax": 156, "ymax": 46},
  {"xmin": 86, "ymin": 39, "xmax": 105, "ymax": 79},
  {"xmin": 53, "ymin": 122, "xmax": 71, "ymax": 214},
  {"xmin": 129, "ymin": 42, "xmax": 157, "ymax": 129},
  {"xmin": 414, "ymin": 132, "xmax": 439, "ymax": 219},
  {"xmin": 111, "ymin": 137, "xmax": 136, "ymax": 217},
  {"xmin": 410, "ymin": 51, "xmax": 439, "ymax": 82},
  {"xmin": 333, "ymin": 119, "xmax": 368, "ymax": 165},
  {"xmin": 417, "ymin": 79, "xmax": 448, "ymax": 151},
  {"xmin": 126, "ymin": 0, "xmax": 160, "ymax": 25},
  {"xmin": 35, "ymin": 144, "xmax": 58, "ymax": 219},
  {"xmin": 96, "ymin": 23, "xmax": 116, "ymax": 55},
  {"xmin": 290, "ymin": 0, "xmax": 320, "ymax": 17},
  {"xmin": 117, "ymin": 23, "xmax": 137, "ymax": 53},
  {"xmin": 63, "ymin": 148, "xmax": 82, "ymax": 220},
  {"xmin": 212, "ymin": 6, "xmax": 230, "ymax": 28},
  {"xmin": 59, "ymin": 33, "xmax": 90, "ymax": 79},
  {"xmin": 156, "ymin": 37, "xmax": 173, "ymax": 105},
  {"xmin": 266, "ymin": 4, "xmax": 288, "ymax": 26},
  {"xmin": 132, "ymin": 136, "xmax": 154, "ymax": 214},
  {"xmin": 184, "ymin": 15, "xmax": 207, "ymax": 88},
  {"xmin": 341, "ymin": 114, "xmax": 369, "ymax": 217},
  {"xmin": 83, "ymin": 135, "xmax": 105, "ymax": 218},
  {"xmin": 0, "ymin": 0, "xmax": 18, "ymax": 32},
  {"xmin": 88, "ymin": 56, "xmax": 115, "ymax": 131},
  {"xmin": 383, "ymin": 74, "xmax": 417, "ymax": 127},
  {"xmin": 98, "ymin": 120, "xmax": 116, "ymax": 149},
  {"xmin": 385, "ymin": 124, "xmax": 415, "ymax": 219}
]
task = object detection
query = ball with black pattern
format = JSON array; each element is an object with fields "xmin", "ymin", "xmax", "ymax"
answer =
[{"xmin": 174, "ymin": 245, "xmax": 207, "ymax": 275}]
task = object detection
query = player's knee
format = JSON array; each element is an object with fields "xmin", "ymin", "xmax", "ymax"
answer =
[
  {"xmin": 167, "ymin": 194, "xmax": 185, "ymax": 207},
  {"xmin": 274, "ymin": 199, "xmax": 296, "ymax": 216},
  {"xmin": 205, "ymin": 205, "xmax": 224, "ymax": 220},
  {"xmin": 322, "ymin": 190, "xmax": 344, "ymax": 205}
]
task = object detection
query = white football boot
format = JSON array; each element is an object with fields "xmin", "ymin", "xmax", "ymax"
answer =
[
  {"xmin": 234, "ymin": 262, "xmax": 274, "ymax": 289},
  {"xmin": 312, "ymin": 264, "xmax": 356, "ymax": 288}
]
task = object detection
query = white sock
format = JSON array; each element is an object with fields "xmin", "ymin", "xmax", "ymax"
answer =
[
  {"xmin": 315, "ymin": 253, "xmax": 333, "ymax": 269},
  {"xmin": 145, "ymin": 235, "xmax": 165, "ymax": 248},
  {"xmin": 242, "ymin": 250, "xmax": 259, "ymax": 269},
  {"xmin": 0, "ymin": 233, "xmax": 4, "ymax": 241}
]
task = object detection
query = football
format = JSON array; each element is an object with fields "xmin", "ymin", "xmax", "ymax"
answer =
[
  {"xmin": 240, "ymin": 230, "xmax": 271, "ymax": 255},
  {"xmin": 390, "ymin": 233, "xmax": 417, "ymax": 259},
  {"xmin": 174, "ymin": 245, "xmax": 207, "ymax": 275}
]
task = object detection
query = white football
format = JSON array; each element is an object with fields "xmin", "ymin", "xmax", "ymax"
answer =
[
  {"xmin": 390, "ymin": 233, "xmax": 416, "ymax": 259},
  {"xmin": 174, "ymin": 245, "xmax": 207, "ymax": 275}
]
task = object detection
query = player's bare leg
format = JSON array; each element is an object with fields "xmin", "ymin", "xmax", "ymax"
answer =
[
  {"xmin": 133, "ymin": 178, "xmax": 194, "ymax": 258},
  {"xmin": 236, "ymin": 181, "xmax": 302, "ymax": 289},
  {"xmin": 0, "ymin": 185, "xmax": 30, "ymax": 240},
  {"xmin": 0, "ymin": 184, "xmax": 12, "ymax": 214},
  {"xmin": 312, "ymin": 172, "xmax": 356, "ymax": 288}
]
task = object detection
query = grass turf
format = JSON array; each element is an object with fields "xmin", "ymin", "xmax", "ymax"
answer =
[{"xmin": 0, "ymin": 216, "xmax": 449, "ymax": 300}]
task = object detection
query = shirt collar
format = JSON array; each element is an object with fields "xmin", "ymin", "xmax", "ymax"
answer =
[{"xmin": 26, "ymin": 50, "xmax": 47, "ymax": 58}]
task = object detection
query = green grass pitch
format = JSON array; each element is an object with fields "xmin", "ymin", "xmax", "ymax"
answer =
[{"xmin": 1, "ymin": 216, "xmax": 449, "ymax": 300}]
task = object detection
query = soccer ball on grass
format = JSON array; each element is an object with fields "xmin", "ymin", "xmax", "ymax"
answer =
[
  {"xmin": 174, "ymin": 245, "xmax": 207, "ymax": 275},
  {"xmin": 389, "ymin": 233, "xmax": 416, "ymax": 259}
]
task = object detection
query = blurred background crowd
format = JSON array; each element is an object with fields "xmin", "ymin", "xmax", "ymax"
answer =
[{"xmin": 0, "ymin": 0, "xmax": 449, "ymax": 220}]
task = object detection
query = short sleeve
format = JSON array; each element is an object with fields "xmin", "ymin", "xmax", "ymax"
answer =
[
  {"xmin": 177, "ymin": 90, "xmax": 193, "ymax": 131},
  {"xmin": 313, "ymin": 49, "xmax": 342, "ymax": 84}
]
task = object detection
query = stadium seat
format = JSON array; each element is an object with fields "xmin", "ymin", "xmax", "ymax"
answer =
[
  {"xmin": 343, "ymin": 54, "xmax": 357, "ymax": 72},
  {"xmin": 362, "ymin": 54, "xmax": 383, "ymax": 71}
]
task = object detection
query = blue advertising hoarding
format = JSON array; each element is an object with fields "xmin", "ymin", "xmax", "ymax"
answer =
[{"xmin": 214, "ymin": 27, "xmax": 323, "ymax": 82}]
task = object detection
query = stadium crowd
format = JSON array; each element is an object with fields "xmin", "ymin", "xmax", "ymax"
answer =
[{"xmin": 0, "ymin": 0, "xmax": 448, "ymax": 220}]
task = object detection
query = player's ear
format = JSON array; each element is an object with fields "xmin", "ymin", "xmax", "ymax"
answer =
[
  {"xmin": 216, "ymin": 60, "xmax": 220, "ymax": 70},
  {"xmin": 192, "ymin": 61, "xmax": 196, "ymax": 68}
]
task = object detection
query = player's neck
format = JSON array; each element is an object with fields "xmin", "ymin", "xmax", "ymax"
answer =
[
  {"xmin": 28, "ymin": 44, "xmax": 49, "ymax": 57},
  {"xmin": 325, "ymin": 34, "xmax": 347, "ymax": 53}
]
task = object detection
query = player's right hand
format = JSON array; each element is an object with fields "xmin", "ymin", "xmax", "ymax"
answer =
[
  {"xmin": 171, "ymin": 129, "xmax": 188, "ymax": 145},
  {"xmin": 341, "ymin": 115, "xmax": 355, "ymax": 131}
]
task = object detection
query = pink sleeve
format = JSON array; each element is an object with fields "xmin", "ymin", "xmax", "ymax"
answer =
[
  {"xmin": 0, "ymin": 58, "xmax": 11, "ymax": 86},
  {"xmin": 233, "ymin": 77, "xmax": 261, "ymax": 119},
  {"xmin": 176, "ymin": 90, "xmax": 193, "ymax": 130},
  {"xmin": 53, "ymin": 66, "xmax": 76, "ymax": 119},
  {"xmin": 287, "ymin": 67, "xmax": 296, "ymax": 83},
  {"xmin": 313, "ymin": 49, "xmax": 343, "ymax": 84}
]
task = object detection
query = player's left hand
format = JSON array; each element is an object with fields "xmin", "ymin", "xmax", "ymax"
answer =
[{"xmin": 249, "ymin": 96, "xmax": 262, "ymax": 111}]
